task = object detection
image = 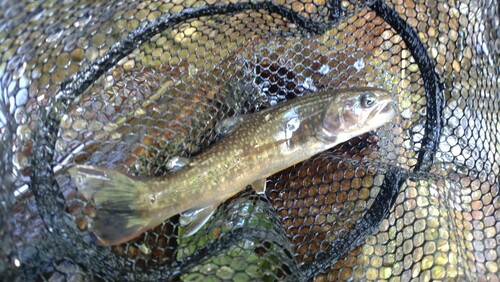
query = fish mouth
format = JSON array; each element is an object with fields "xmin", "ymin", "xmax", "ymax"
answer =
[
  {"xmin": 369, "ymin": 99, "xmax": 396, "ymax": 121},
  {"xmin": 380, "ymin": 100, "xmax": 396, "ymax": 115}
]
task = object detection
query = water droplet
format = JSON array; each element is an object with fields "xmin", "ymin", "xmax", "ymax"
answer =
[
  {"xmin": 74, "ymin": 15, "xmax": 92, "ymax": 28},
  {"xmin": 46, "ymin": 30, "xmax": 63, "ymax": 43},
  {"xmin": 286, "ymin": 117, "xmax": 300, "ymax": 133},
  {"xmin": 166, "ymin": 156, "xmax": 189, "ymax": 171},
  {"xmin": 188, "ymin": 65, "xmax": 198, "ymax": 76},
  {"xmin": 354, "ymin": 59, "xmax": 365, "ymax": 70},
  {"xmin": 301, "ymin": 77, "xmax": 317, "ymax": 91},
  {"xmin": 200, "ymin": 263, "xmax": 218, "ymax": 275},
  {"xmin": 13, "ymin": 184, "xmax": 29, "ymax": 198},
  {"xmin": 319, "ymin": 64, "xmax": 330, "ymax": 75},
  {"xmin": 149, "ymin": 194, "xmax": 156, "ymax": 204},
  {"xmin": 123, "ymin": 59, "xmax": 135, "ymax": 70},
  {"xmin": 139, "ymin": 244, "xmax": 150, "ymax": 255}
]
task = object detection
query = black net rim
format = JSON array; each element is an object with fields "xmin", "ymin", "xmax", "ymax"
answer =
[{"xmin": 25, "ymin": 0, "xmax": 445, "ymax": 279}]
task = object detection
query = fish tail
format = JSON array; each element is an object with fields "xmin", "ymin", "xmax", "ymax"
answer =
[{"xmin": 68, "ymin": 165, "xmax": 159, "ymax": 246}]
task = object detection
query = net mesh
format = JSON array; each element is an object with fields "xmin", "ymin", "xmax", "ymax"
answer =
[{"xmin": 1, "ymin": 0, "xmax": 499, "ymax": 280}]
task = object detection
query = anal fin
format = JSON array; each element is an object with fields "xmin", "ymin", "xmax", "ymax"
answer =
[{"xmin": 179, "ymin": 204, "xmax": 217, "ymax": 237}]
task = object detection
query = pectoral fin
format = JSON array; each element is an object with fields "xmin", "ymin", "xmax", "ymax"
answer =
[
  {"xmin": 166, "ymin": 156, "xmax": 190, "ymax": 172},
  {"xmin": 215, "ymin": 115, "xmax": 248, "ymax": 136},
  {"xmin": 179, "ymin": 204, "xmax": 217, "ymax": 236},
  {"xmin": 251, "ymin": 178, "xmax": 267, "ymax": 194}
]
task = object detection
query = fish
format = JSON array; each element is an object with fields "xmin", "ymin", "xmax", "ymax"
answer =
[{"xmin": 68, "ymin": 87, "xmax": 396, "ymax": 246}]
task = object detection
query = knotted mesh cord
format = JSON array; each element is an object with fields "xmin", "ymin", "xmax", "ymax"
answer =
[{"xmin": 1, "ymin": 0, "xmax": 499, "ymax": 281}]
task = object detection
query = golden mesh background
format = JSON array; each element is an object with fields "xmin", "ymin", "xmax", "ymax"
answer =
[{"xmin": 0, "ymin": 0, "xmax": 498, "ymax": 281}]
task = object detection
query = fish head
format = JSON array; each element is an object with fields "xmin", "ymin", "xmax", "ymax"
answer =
[{"xmin": 319, "ymin": 88, "xmax": 396, "ymax": 143}]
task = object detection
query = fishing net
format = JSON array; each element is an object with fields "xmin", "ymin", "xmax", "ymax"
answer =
[{"xmin": 1, "ymin": 0, "xmax": 498, "ymax": 280}]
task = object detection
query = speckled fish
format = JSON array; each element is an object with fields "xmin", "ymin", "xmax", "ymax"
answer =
[{"xmin": 69, "ymin": 87, "xmax": 396, "ymax": 246}]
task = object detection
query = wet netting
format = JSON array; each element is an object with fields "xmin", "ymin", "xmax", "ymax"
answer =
[{"xmin": 1, "ymin": 0, "xmax": 499, "ymax": 281}]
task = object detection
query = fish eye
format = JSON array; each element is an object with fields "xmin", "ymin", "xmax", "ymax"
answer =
[{"xmin": 360, "ymin": 92, "xmax": 377, "ymax": 108}]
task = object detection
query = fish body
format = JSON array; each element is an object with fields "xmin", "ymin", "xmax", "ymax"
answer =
[{"xmin": 69, "ymin": 87, "xmax": 396, "ymax": 246}]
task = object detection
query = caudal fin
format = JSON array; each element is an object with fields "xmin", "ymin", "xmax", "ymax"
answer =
[{"xmin": 68, "ymin": 165, "xmax": 157, "ymax": 246}]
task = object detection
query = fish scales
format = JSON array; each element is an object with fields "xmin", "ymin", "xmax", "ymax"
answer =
[{"xmin": 155, "ymin": 92, "xmax": 332, "ymax": 207}]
